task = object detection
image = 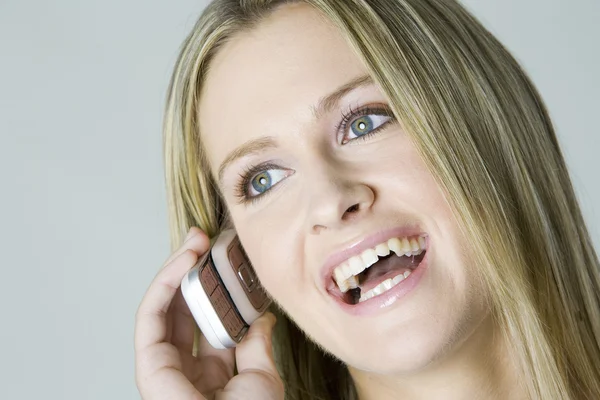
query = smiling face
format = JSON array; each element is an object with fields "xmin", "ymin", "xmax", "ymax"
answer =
[{"xmin": 199, "ymin": 3, "xmax": 490, "ymax": 374}]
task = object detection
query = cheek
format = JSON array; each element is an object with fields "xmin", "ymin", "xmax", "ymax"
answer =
[
  {"xmin": 233, "ymin": 223, "xmax": 317, "ymax": 326},
  {"xmin": 232, "ymin": 217, "xmax": 305, "ymax": 300},
  {"xmin": 433, "ymin": 212, "xmax": 490, "ymax": 329},
  {"xmin": 364, "ymin": 133, "xmax": 441, "ymax": 204},
  {"xmin": 380, "ymin": 137, "xmax": 489, "ymax": 316}
]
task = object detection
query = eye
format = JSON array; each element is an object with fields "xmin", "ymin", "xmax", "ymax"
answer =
[
  {"xmin": 246, "ymin": 168, "xmax": 291, "ymax": 197},
  {"xmin": 340, "ymin": 106, "xmax": 395, "ymax": 144},
  {"xmin": 234, "ymin": 162, "xmax": 294, "ymax": 204}
]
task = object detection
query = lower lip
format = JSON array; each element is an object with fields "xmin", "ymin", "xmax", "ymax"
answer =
[{"xmin": 328, "ymin": 250, "xmax": 429, "ymax": 316}]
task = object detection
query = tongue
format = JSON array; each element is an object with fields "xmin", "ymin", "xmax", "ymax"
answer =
[{"xmin": 358, "ymin": 254, "xmax": 421, "ymax": 292}]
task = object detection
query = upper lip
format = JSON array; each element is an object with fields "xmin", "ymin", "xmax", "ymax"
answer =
[{"xmin": 320, "ymin": 225, "xmax": 428, "ymax": 292}]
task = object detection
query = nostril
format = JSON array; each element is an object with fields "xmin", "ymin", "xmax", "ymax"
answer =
[
  {"xmin": 346, "ymin": 204, "xmax": 360, "ymax": 214},
  {"xmin": 341, "ymin": 203, "xmax": 362, "ymax": 222}
]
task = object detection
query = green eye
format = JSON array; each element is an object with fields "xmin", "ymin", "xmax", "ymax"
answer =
[
  {"xmin": 343, "ymin": 113, "xmax": 393, "ymax": 143},
  {"xmin": 351, "ymin": 116, "xmax": 374, "ymax": 137},
  {"xmin": 246, "ymin": 168, "xmax": 291, "ymax": 197},
  {"xmin": 251, "ymin": 172, "xmax": 272, "ymax": 194}
]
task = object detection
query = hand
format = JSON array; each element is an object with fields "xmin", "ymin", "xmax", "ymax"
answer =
[{"xmin": 134, "ymin": 227, "xmax": 284, "ymax": 400}]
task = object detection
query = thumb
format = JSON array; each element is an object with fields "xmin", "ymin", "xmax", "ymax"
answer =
[{"xmin": 235, "ymin": 312, "xmax": 282, "ymax": 384}]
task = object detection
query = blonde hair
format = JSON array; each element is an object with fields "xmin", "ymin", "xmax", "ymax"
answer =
[{"xmin": 162, "ymin": 0, "xmax": 600, "ymax": 398}]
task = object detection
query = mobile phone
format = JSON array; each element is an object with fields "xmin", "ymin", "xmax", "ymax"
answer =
[{"xmin": 181, "ymin": 229, "xmax": 271, "ymax": 349}]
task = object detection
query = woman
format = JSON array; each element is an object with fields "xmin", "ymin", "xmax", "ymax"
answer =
[{"xmin": 134, "ymin": 0, "xmax": 600, "ymax": 398}]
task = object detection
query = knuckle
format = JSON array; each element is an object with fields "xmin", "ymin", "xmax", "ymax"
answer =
[
  {"xmin": 261, "ymin": 371, "xmax": 285, "ymax": 398},
  {"xmin": 245, "ymin": 330, "xmax": 271, "ymax": 349}
]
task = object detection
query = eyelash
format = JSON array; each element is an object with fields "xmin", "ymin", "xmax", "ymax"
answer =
[
  {"xmin": 234, "ymin": 162, "xmax": 280, "ymax": 205},
  {"xmin": 337, "ymin": 103, "xmax": 395, "ymax": 144},
  {"xmin": 234, "ymin": 104, "xmax": 396, "ymax": 204}
]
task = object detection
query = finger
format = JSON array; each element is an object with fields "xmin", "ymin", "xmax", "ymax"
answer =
[
  {"xmin": 195, "ymin": 325, "xmax": 236, "ymax": 371},
  {"xmin": 135, "ymin": 250, "xmax": 199, "ymax": 352},
  {"xmin": 163, "ymin": 226, "xmax": 206, "ymax": 267},
  {"xmin": 134, "ymin": 231, "xmax": 209, "ymax": 352},
  {"xmin": 136, "ymin": 343, "xmax": 206, "ymax": 400},
  {"xmin": 185, "ymin": 226, "xmax": 199, "ymax": 241},
  {"xmin": 169, "ymin": 288, "xmax": 195, "ymax": 349},
  {"xmin": 235, "ymin": 312, "xmax": 282, "ymax": 385},
  {"xmin": 135, "ymin": 230, "xmax": 209, "ymax": 351},
  {"xmin": 170, "ymin": 289, "xmax": 218, "ymax": 358}
]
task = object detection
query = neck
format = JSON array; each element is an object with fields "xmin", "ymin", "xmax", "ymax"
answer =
[{"xmin": 349, "ymin": 315, "xmax": 528, "ymax": 400}]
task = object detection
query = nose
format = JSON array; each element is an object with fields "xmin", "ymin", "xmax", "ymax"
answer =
[{"xmin": 306, "ymin": 166, "xmax": 375, "ymax": 234}]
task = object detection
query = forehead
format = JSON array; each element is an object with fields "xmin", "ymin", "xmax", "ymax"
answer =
[{"xmin": 198, "ymin": 3, "xmax": 368, "ymax": 170}]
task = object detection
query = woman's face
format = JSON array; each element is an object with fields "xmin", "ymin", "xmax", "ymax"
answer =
[{"xmin": 199, "ymin": 4, "xmax": 489, "ymax": 374}]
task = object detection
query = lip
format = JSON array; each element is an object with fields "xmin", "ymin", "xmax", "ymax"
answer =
[{"xmin": 320, "ymin": 225, "xmax": 428, "ymax": 293}]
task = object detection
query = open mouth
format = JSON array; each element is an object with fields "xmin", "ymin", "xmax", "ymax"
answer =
[{"xmin": 331, "ymin": 235, "xmax": 427, "ymax": 305}]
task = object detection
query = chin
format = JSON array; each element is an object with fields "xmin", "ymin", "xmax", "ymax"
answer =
[{"xmin": 339, "ymin": 325, "xmax": 454, "ymax": 375}]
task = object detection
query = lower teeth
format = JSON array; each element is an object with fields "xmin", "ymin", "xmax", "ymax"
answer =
[{"xmin": 358, "ymin": 270, "xmax": 412, "ymax": 303}]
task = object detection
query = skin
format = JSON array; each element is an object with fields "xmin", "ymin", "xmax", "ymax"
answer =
[
  {"xmin": 135, "ymin": 3, "xmax": 526, "ymax": 399},
  {"xmin": 135, "ymin": 228, "xmax": 284, "ymax": 400}
]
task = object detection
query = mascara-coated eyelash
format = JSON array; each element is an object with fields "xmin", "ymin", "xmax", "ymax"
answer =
[
  {"xmin": 234, "ymin": 162, "xmax": 289, "ymax": 204},
  {"xmin": 337, "ymin": 104, "xmax": 396, "ymax": 144},
  {"xmin": 235, "ymin": 104, "xmax": 396, "ymax": 204}
]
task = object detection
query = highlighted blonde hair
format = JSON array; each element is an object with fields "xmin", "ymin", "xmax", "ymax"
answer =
[{"xmin": 162, "ymin": 0, "xmax": 600, "ymax": 398}]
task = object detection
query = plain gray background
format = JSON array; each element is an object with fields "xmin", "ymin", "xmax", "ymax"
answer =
[{"xmin": 0, "ymin": 0, "xmax": 598, "ymax": 399}]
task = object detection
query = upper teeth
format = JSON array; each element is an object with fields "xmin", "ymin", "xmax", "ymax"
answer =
[{"xmin": 334, "ymin": 235, "xmax": 427, "ymax": 293}]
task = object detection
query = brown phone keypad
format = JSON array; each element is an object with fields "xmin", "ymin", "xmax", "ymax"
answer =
[
  {"xmin": 223, "ymin": 309, "xmax": 245, "ymax": 337},
  {"xmin": 200, "ymin": 262, "xmax": 218, "ymax": 294},
  {"xmin": 227, "ymin": 237, "xmax": 270, "ymax": 312},
  {"xmin": 197, "ymin": 253, "xmax": 247, "ymax": 342}
]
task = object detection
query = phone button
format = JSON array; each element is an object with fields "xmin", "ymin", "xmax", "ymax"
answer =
[
  {"xmin": 212, "ymin": 285, "xmax": 231, "ymax": 317},
  {"xmin": 201, "ymin": 262, "xmax": 218, "ymax": 294},
  {"xmin": 237, "ymin": 264, "xmax": 256, "ymax": 290}
]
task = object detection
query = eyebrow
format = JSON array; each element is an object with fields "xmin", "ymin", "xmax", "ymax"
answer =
[{"xmin": 217, "ymin": 74, "xmax": 374, "ymax": 184}]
